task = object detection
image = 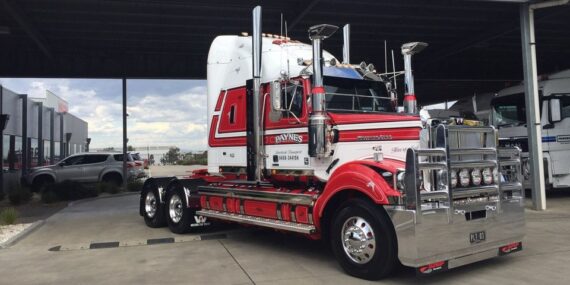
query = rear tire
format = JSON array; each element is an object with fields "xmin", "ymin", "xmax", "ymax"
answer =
[
  {"xmin": 165, "ymin": 187, "xmax": 195, "ymax": 234},
  {"xmin": 140, "ymin": 185, "xmax": 166, "ymax": 228},
  {"xmin": 102, "ymin": 173, "xmax": 122, "ymax": 187},
  {"xmin": 330, "ymin": 197, "xmax": 397, "ymax": 280}
]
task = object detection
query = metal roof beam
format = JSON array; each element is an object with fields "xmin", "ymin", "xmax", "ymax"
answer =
[
  {"xmin": 420, "ymin": 5, "xmax": 569, "ymax": 66},
  {"xmin": 288, "ymin": 0, "xmax": 321, "ymax": 30},
  {"xmin": 1, "ymin": 0, "xmax": 52, "ymax": 58}
]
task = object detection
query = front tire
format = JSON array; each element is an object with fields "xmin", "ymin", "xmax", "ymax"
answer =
[
  {"xmin": 330, "ymin": 198, "xmax": 397, "ymax": 280},
  {"xmin": 141, "ymin": 185, "xmax": 166, "ymax": 228},
  {"xmin": 32, "ymin": 176, "xmax": 54, "ymax": 193},
  {"xmin": 165, "ymin": 187, "xmax": 195, "ymax": 234}
]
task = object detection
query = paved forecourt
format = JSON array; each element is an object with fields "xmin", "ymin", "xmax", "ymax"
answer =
[{"xmin": 1, "ymin": 186, "xmax": 569, "ymax": 284}]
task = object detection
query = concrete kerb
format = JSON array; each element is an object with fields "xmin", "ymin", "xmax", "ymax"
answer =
[{"xmin": 0, "ymin": 220, "xmax": 45, "ymax": 249}]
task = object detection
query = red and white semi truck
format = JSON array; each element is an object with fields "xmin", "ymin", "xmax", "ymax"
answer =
[{"xmin": 140, "ymin": 6, "xmax": 525, "ymax": 280}]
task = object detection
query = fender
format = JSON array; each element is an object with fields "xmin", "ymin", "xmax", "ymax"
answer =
[
  {"xmin": 30, "ymin": 172, "xmax": 56, "ymax": 185},
  {"xmin": 313, "ymin": 160, "xmax": 402, "ymax": 230}
]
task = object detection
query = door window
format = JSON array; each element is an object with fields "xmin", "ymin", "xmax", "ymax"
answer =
[
  {"xmin": 61, "ymin": 155, "xmax": 85, "ymax": 166},
  {"xmin": 281, "ymin": 82, "xmax": 304, "ymax": 118},
  {"xmin": 558, "ymin": 95, "xmax": 570, "ymax": 120},
  {"xmin": 84, "ymin": 155, "xmax": 108, "ymax": 164}
]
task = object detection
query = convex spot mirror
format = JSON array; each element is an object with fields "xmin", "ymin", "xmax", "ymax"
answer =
[
  {"xmin": 270, "ymin": 81, "xmax": 282, "ymax": 111},
  {"xmin": 550, "ymin": 98, "xmax": 562, "ymax": 123}
]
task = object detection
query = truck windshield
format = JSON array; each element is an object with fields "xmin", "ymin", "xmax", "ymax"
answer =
[
  {"xmin": 492, "ymin": 93, "xmax": 527, "ymax": 126},
  {"xmin": 323, "ymin": 76, "xmax": 394, "ymax": 113}
]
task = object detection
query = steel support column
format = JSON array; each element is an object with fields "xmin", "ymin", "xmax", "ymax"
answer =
[
  {"xmin": 59, "ymin": 112, "xmax": 64, "ymax": 160},
  {"xmin": 122, "ymin": 78, "xmax": 128, "ymax": 189},
  {"xmin": 36, "ymin": 102, "xmax": 43, "ymax": 166},
  {"xmin": 49, "ymin": 108, "xmax": 54, "ymax": 164},
  {"xmin": 19, "ymin": 94, "xmax": 27, "ymax": 179},
  {"xmin": 0, "ymin": 86, "xmax": 3, "ymax": 195},
  {"xmin": 520, "ymin": 3, "xmax": 546, "ymax": 210}
]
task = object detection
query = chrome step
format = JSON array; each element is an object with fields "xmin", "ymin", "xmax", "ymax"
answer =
[{"xmin": 196, "ymin": 209, "xmax": 316, "ymax": 234}]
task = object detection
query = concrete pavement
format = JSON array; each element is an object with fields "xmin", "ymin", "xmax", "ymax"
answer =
[{"xmin": 0, "ymin": 189, "xmax": 569, "ymax": 284}]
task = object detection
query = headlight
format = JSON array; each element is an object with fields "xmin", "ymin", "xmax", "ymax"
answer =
[
  {"xmin": 471, "ymin": 168, "xmax": 482, "ymax": 186},
  {"xmin": 459, "ymin": 169, "xmax": 470, "ymax": 187},
  {"xmin": 450, "ymin": 170, "xmax": 457, "ymax": 188},
  {"xmin": 482, "ymin": 168, "xmax": 493, "ymax": 185}
]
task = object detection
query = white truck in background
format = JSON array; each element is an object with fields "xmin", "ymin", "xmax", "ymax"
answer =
[{"xmin": 490, "ymin": 69, "xmax": 570, "ymax": 189}]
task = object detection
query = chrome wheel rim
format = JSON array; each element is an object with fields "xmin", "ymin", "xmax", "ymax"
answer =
[
  {"xmin": 341, "ymin": 216, "xmax": 376, "ymax": 264},
  {"xmin": 144, "ymin": 191, "xmax": 157, "ymax": 218},
  {"xmin": 169, "ymin": 194, "xmax": 183, "ymax": 223}
]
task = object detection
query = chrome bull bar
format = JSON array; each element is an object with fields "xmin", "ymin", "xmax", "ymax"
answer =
[{"xmin": 395, "ymin": 124, "xmax": 525, "ymax": 268}]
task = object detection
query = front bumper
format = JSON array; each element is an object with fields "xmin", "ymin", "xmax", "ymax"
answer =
[{"xmin": 385, "ymin": 196, "xmax": 525, "ymax": 272}]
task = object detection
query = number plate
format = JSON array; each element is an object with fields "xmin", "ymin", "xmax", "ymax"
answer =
[{"xmin": 470, "ymin": 231, "xmax": 486, "ymax": 244}]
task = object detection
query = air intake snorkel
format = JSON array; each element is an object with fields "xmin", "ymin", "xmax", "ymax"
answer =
[
  {"xmin": 308, "ymin": 24, "xmax": 338, "ymax": 158},
  {"xmin": 401, "ymin": 42, "xmax": 428, "ymax": 114}
]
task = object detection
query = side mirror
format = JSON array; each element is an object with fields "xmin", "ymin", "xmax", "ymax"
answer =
[
  {"xmin": 270, "ymin": 81, "xmax": 282, "ymax": 111},
  {"xmin": 550, "ymin": 99, "xmax": 562, "ymax": 123}
]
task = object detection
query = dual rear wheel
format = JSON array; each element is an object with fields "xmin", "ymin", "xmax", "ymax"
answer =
[{"xmin": 141, "ymin": 186, "xmax": 197, "ymax": 234}]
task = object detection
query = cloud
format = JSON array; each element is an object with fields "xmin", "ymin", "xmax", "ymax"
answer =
[{"xmin": 0, "ymin": 78, "xmax": 208, "ymax": 151}]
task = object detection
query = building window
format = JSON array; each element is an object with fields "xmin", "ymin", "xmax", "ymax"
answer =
[
  {"xmin": 14, "ymin": 136, "xmax": 22, "ymax": 170},
  {"xmin": 30, "ymin": 138, "xmax": 38, "ymax": 168},
  {"xmin": 2, "ymin": 135, "xmax": 9, "ymax": 170},
  {"xmin": 44, "ymin": 140, "xmax": 50, "ymax": 165},
  {"xmin": 54, "ymin": 141, "xmax": 61, "ymax": 162}
]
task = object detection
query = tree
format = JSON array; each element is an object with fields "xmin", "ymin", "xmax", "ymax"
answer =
[
  {"xmin": 127, "ymin": 145, "xmax": 135, "ymax": 151},
  {"xmin": 164, "ymin": 147, "xmax": 181, "ymax": 165}
]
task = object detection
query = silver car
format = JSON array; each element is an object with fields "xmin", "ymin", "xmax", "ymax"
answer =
[{"xmin": 26, "ymin": 152, "xmax": 136, "ymax": 192}]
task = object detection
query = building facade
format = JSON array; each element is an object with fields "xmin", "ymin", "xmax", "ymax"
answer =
[{"xmin": 1, "ymin": 86, "xmax": 88, "ymax": 188}]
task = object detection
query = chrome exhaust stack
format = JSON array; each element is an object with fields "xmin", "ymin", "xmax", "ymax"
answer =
[
  {"xmin": 249, "ymin": 6, "xmax": 264, "ymax": 181},
  {"xmin": 308, "ymin": 24, "xmax": 338, "ymax": 158},
  {"xmin": 401, "ymin": 42, "xmax": 427, "ymax": 114},
  {"xmin": 342, "ymin": 24, "xmax": 350, "ymax": 64}
]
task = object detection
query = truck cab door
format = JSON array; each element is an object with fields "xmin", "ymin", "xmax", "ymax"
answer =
[{"xmin": 264, "ymin": 78, "xmax": 311, "ymax": 170}]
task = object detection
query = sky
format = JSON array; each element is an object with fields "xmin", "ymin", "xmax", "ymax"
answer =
[{"xmin": 0, "ymin": 78, "xmax": 208, "ymax": 151}]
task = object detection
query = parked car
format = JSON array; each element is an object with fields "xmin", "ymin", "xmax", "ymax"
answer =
[
  {"xmin": 25, "ymin": 152, "xmax": 136, "ymax": 192},
  {"xmin": 129, "ymin": 153, "xmax": 147, "ymax": 178}
]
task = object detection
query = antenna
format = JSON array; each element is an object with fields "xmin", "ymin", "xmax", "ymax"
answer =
[
  {"xmin": 285, "ymin": 20, "xmax": 288, "ymax": 39},
  {"xmin": 280, "ymin": 13, "xmax": 283, "ymax": 38},
  {"xmin": 384, "ymin": 40, "xmax": 388, "ymax": 74},
  {"xmin": 391, "ymin": 49, "xmax": 397, "ymax": 90}
]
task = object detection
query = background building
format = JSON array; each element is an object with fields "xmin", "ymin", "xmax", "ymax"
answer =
[{"xmin": 1, "ymin": 85, "xmax": 88, "ymax": 188}]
